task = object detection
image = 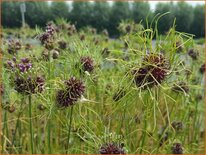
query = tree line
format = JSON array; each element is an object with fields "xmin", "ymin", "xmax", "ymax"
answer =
[{"xmin": 2, "ymin": 1, "xmax": 205, "ymax": 38}]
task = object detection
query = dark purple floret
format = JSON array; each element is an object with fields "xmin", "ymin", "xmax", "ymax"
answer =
[
  {"xmin": 199, "ymin": 64, "xmax": 205, "ymax": 74},
  {"xmin": 21, "ymin": 58, "xmax": 30, "ymax": 64},
  {"xmin": 56, "ymin": 77, "xmax": 85, "ymax": 107},
  {"xmin": 171, "ymin": 143, "xmax": 183, "ymax": 154},
  {"xmin": 188, "ymin": 49, "xmax": 199, "ymax": 60},
  {"xmin": 133, "ymin": 53, "xmax": 170, "ymax": 88},
  {"xmin": 99, "ymin": 142, "xmax": 126, "ymax": 154},
  {"xmin": 14, "ymin": 76, "xmax": 45, "ymax": 94},
  {"xmin": 80, "ymin": 56, "xmax": 95, "ymax": 73}
]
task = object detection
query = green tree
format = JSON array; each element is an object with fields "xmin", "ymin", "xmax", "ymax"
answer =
[
  {"xmin": 2, "ymin": 2, "xmax": 21, "ymax": 27},
  {"xmin": 154, "ymin": 2, "xmax": 175, "ymax": 34},
  {"xmin": 174, "ymin": 2, "xmax": 194, "ymax": 33},
  {"xmin": 132, "ymin": 1, "xmax": 151, "ymax": 25},
  {"xmin": 191, "ymin": 5, "xmax": 205, "ymax": 38},
  {"xmin": 90, "ymin": 2, "xmax": 111, "ymax": 31},
  {"xmin": 108, "ymin": 1, "xmax": 131, "ymax": 36},
  {"xmin": 69, "ymin": 2, "xmax": 93, "ymax": 29},
  {"xmin": 50, "ymin": 2, "xmax": 68, "ymax": 20},
  {"xmin": 25, "ymin": 2, "xmax": 51, "ymax": 27}
]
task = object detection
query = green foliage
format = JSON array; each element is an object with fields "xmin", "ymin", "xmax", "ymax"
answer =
[
  {"xmin": 69, "ymin": 2, "xmax": 93, "ymax": 29},
  {"xmin": 1, "ymin": 1, "xmax": 205, "ymax": 38},
  {"xmin": 50, "ymin": 2, "xmax": 69, "ymax": 19},
  {"xmin": 174, "ymin": 2, "xmax": 194, "ymax": 33},
  {"xmin": 191, "ymin": 5, "xmax": 205, "ymax": 38},
  {"xmin": 154, "ymin": 2, "xmax": 175, "ymax": 34},
  {"xmin": 25, "ymin": 2, "xmax": 51, "ymax": 27}
]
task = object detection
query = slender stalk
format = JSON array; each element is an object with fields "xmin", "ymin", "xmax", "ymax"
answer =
[
  {"xmin": 47, "ymin": 49, "xmax": 52, "ymax": 154},
  {"xmin": 66, "ymin": 106, "xmax": 74, "ymax": 154},
  {"xmin": 2, "ymin": 110, "xmax": 8, "ymax": 154},
  {"xmin": 11, "ymin": 99, "xmax": 24, "ymax": 152},
  {"xmin": 139, "ymin": 114, "xmax": 147, "ymax": 154},
  {"xmin": 29, "ymin": 95, "xmax": 34, "ymax": 154}
]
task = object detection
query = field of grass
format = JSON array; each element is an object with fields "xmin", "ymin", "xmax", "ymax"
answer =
[{"xmin": 1, "ymin": 19, "xmax": 205, "ymax": 154}]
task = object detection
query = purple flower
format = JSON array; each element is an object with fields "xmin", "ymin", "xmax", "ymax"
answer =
[
  {"xmin": 7, "ymin": 60, "xmax": 14, "ymax": 68},
  {"xmin": 21, "ymin": 58, "xmax": 30, "ymax": 64},
  {"xmin": 18, "ymin": 63, "xmax": 26, "ymax": 72},
  {"xmin": 25, "ymin": 63, "xmax": 32, "ymax": 70}
]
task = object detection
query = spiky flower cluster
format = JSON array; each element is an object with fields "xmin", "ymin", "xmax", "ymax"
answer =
[
  {"xmin": 56, "ymin": 77, "xmax": 85, "ymax": 107},
  {"xmin": 67, "ymin": 24, "xmax": 76, "ymax": 35},
  {"xmin": 14, "ymin": 76, "xmax": 45, "ymax": 94},
  {"xmin": 39, "ymin": 23, "xmax": 56, "ymax": 49},
  {"xmin": 171, "ymin": 121, "xmax": 183, "ymax": 131},
  {"xmin": 199, "ymin": 63, "xmax": 205, "ymax": 74},
  {"xmin": 7, "ymin": 39, "xmax": 21, "ymax": 54},
  {"xmin": 99, "ymin": 142, "xmax": 126, "ymax": 154},
  {"xmin": 171, "ymin": 143, "xmax": 183, "ymax": 154},
  {"xmin": 188, "ymin": 49, "xmax": 199, "ymax": 60},
  {"xmin": 58, "ymin": 40, "xmax": 67, "ymax": 50},
  {"xmin": 80, "ymin": 56, "xmax": 95, "ymax": 73},
  {"xmin": 7, "ymin": 57, "xmax": 32, "ymax": 73},
  {"xmin": 133, "ymin": 53, "xmax": 170, "ymax": 88}
]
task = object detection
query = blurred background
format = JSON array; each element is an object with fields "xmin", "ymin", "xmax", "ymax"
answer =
[{"xmin": 1, "ymin": 0, "xmax": 205, "ymax": 38}]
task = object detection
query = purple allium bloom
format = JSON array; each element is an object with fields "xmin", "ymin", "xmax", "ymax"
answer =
[
  {"xmin": 39, "ymin": 32, "xmax": 50, "ymax": 45},
  {"xmin": 80, "ymin": 56, "xmax": 95, "ymax": 73},
  {"xmin": 99, "ymin": 142, "xmax": 126, "ymax": 154},
  {"xmin": 7, "ymin": 60, "xmax": 14, "ymax": 68},
  {"xmin": 45, "ymin": 23, "xmax": 56, "ymax": 36},
  {"xmin": 56, "ymin": 77, "xmax": 85, "ymax": 107},
  {"xmin": 12, "ymin": 57, "xmax": 17, "ymax": 62},
  {"xmin": 171, "ymin": 143, "xmax": 183, "ymax": 154},
  {"xmin": 18, "ymin": 63, "xmax": 26, "ymax": 72},
  {"xmin": 21, "ymin": 58, "xmax": 30, "ymax": 64},
  {"xmin": 133, "ymin": 53, "xmax": 170, "ymax": 88},
  {"xmin": 25, "ymin": 63, "xmax": 32, "ymax": 70},
  {"xmin": 14, "ymin": 76, "xmax": 45, "ymax": 94}
]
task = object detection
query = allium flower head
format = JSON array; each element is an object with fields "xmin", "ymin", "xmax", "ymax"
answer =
[
  {"xmin": 188, "ymin": 49, "xmax": 199, "ymax": 60},
  {"xmin": 80, "ymin": 56, "xmax": 95, "ymax": 73},
  {"xmin": 8, "ymin": 39, "xmax": 21, "ymax": 54},
  {"xmin": 14, "ymin": 76, "xmax": 45, "ymax": 94},
  {"xmin": 99, "ymin": 142, "xmax": 126, "ymax": 154},
  {"xmin": 171, "ymin": 143, "xmax": 183, "ymax": 154},
  {"xmin": 58, "ymin": 41, "xmax": 67, "ymax": 50},
  {"xmin": 45, "ymin": 23, "xmax": 56, "ymax": 36},
  {"xmin": 199, "ymin": 63, "xmax": 205, "ymax": 74},
  {"xmin": 56, "ymin": 77, "xmax": 85, "ymax": 107},
  {"xmin": 133, "ymin": 53, "xmax": 170, "ymax": 88}
]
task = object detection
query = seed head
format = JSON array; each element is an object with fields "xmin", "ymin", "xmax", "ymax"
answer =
[
  {"xmin": 56, "ymin": 77, "xmax": 85, "ymax": 107},
  {"xmin": 199, "ymin": 64, "xmax": 205, "ymax": 74},
  {"xmin": 80, "ymin": 56, "xmax": 95, "ymax": 73},
  {"xmin": 14, "ymin": 76, "xmax": 45, "ymax": 94},
  {"xmin": 133, "ymin": 53, "xmax": 170, "ymax": 88},
  {"xmin": 171, "ymin": 143, "xmax": 183, "ymax": 154},
  {"xmin": 188, "ymin": 49, "xmax": 199, "ymax": 60},
  {"xmin": 99, "ymin": 142, "xmax": 126, "ymax": 154}
]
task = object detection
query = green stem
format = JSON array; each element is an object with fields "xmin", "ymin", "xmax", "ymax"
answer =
[
  {"xmin": 2, "ymin": 110, "xmax": 8, "ymax": 154},
  {"xmin": 47, "ymin": 49, "xmax": 52, "ymax": 154},
  {"xmin": 29, "ymin": 95, "xmax": 34, "ymax": 154},
  {"xmin": 66, "ymin": 106, "xmax": 74, "ymax": 154},
  {"xmin": 11, "ymin": 99, "xmax": 24, "ymax": 152},
  {"xmin": 139, "ymin": 115, "xmax": 147, "ymax": 154}
]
